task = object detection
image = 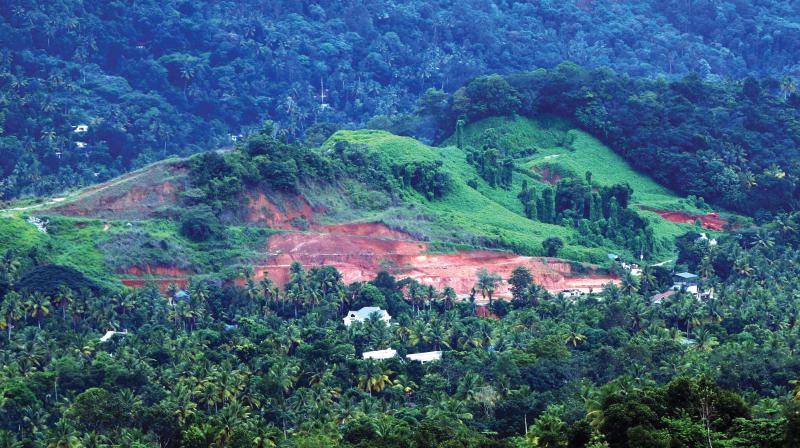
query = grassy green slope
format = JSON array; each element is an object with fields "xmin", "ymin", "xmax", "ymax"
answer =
[
  {"xmin": 448, "ymin": 115, "xmax": 728, "ymax": 241},
  {"xmin": 328, "ymin": 129, "xmax": 632, "ymax": 262}
]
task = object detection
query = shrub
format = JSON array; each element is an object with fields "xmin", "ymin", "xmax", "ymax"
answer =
[{"xmin": 179, "ymin": 205, "xmax": 221, "ymax": 242}]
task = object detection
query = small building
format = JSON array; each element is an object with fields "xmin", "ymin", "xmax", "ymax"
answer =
[
  {"xmin": 343, "ymin": 306, "xmax": 391, "ymax": 326},
  {"xmin": 560, "ymin": 289, "xmax": 583, "ymax": 299},
  {"xmin": 75, "ymin": 141, "xmax": 88, "ymax": 149},
  {"xmin": 173, "ymin": 290, "xmax": 190, "ymax": 304},
  {"xmin": 698, "ymin": 233, "xmax": 718, "ymax": 246},
  {"xmin": 73, "ymin": 124, "xmax": 89, "ymax": 133},
  {"xmin": 99, "ymin": 329, "xmax": 128, "ymax": 343},
  {"xmin": 651, "ymin": 289, "xmax": 676, "ymax": 305},
  {"xmin": 673, "ymin": 272, "xmax": 699, "ymax": 294},
  {"xmin": 362, "ymin": 348, "xmax": 397, "ymax": 360},
  {"xmin": 406, "ymin": 351, "xmax": 442, "ymax": 363}
]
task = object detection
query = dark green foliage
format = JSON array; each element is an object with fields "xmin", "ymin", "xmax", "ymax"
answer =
[
  {"xmin": 453, "ymin": 75, "xmax": 521, "ymax": 122},
  {"xmin": 437, "ymin": 66, "xmax": 800, "ymax": 216},
  {"xmin": 540, "ymin": 187, "xmax": 556, "ymax": 223},
  {"xmin": 15, "ymin": 264, "xmax": 100, "ymax": 296},
  {"xmin": 517, "ymin": 181, "xmax": 538, "ymax": 220},
  {"xmin": 179, "ymin": 205, "xmax": 221, "ymax": 242},
  {"xmin": 68, "ymin": 387, "xmax": 125, "ymax": 432},
  {"xmin": 542, "ymin": 237, "xmax": 564, "ymax": 257},
  {"xmin": 0, "ymin": 222, "xmax": 797, "ymax": 446},
  {"xmin": 394, "ymin": 161, "xmax": 452, "ymax": 200}
]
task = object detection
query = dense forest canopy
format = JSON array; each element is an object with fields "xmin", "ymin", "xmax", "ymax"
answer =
[{"xmin": 2, "ymin": 0, "xmax": 800, "ymax": 199}]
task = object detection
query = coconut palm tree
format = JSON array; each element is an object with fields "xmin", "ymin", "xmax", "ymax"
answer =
[
  {"xmin": 46, "ymin": 419, "xmax": 82, "ymax": 448},
  {"xmin": 693, "ymin": 327, "xmax": 719, "ymax": 352},
  {"xmin": 565, "ymin": 327, "xmax": 587, "ymax": 347},
  {"xmin": 780, "ymin": 76, "xmax": 797, "ymax": 100},
  {"xmin": 25, "ymin": 291, "xmax": 50, "ymax": 329},
  {"xmin": 0, "ymin": 291, "xmax": 23, "ymax": 341},
  {"xmin": 358, "ymin": 364, "xmax": 393, "ymax": 396}
]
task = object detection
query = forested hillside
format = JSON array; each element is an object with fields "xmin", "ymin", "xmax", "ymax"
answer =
[
  {"xmin": 424, "ymin": 67, "xmax": 800, "ymax": 217},
  {"xmin": 2, "ymin": 0, "xmax": 800, "ymax": 198},
  {"xmin": 2, "ymin": 3, "xmax": 800, "ymax": 446}
]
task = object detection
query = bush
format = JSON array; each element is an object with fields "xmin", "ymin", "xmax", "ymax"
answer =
[
  {"xmin": 542, "ymin": 237, "xmax": 564, "ymax": 257},
  {"xmin": 179, "ymin": 205, "xmax": 221, "ymax": 242},
  {"xmin": 16, "ymin": 265, "xmax": 102, "ymax": 296}
]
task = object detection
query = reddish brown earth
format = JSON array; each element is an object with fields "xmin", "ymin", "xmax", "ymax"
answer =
[
  {"xmin": 640, "ymin": 206, "xmax": 729, "ymax": 231},
  {"xmin": 51, "ymin": 162, "xmax": 189, "ymax": 220},
  {"xmin": 245, "ymin": 191, "xmax": 319, "ymax": 229},
  {"xmin": 537, "ymin": 165, "xmax": 561, "ymax": 185},
  {"xmin": 47, "ymin": 163, "xmax": 615, "ymax": 297},
  {"xmin": 475, "ymin": 306, "xmax": 500, "ymax": 319},
  {"xmin": 119, "ymin": 266, "xmax": 192, "ymax": 292},
  {"xmin": 252, "ymin": 222, "xmax": 616, "ymax": 299}
]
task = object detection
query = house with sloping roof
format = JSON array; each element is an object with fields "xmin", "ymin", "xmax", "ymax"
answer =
[
  {"xmin": 73, "ymin": 124, "xmax": 89, "ymax": 133},
  {"xmin": 406, "ymin": 351, "xmax": 442, "ymax": 363},
  {"xmin": 651, "ymin": 289, "xmax": 676, "ymax": 305},
  {"xmin": 343, "ymin": 306, "xmax": 391, "ymax": 326},
  {"xmin": 362, "ymin": 348, "xmax": 397, "ymax": 360}
]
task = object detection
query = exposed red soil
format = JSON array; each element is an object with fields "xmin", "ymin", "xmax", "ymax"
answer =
[
  {"xmin": 245, "ymin": 191, "xmax": 318, "ymax": 229},
  {"xmin": 475, "ymin": 306, "xmax": 500, "ymax": 319},
  {"xmin": 639, "ymin": 206, "xmax": 729, "ymax": 231},
  {"xmin": 252, "ymin": 222, "xmax": 617, "ymax": 299},
  {"xmin": 56, "ymin": 181, "xmax": 180, "ymax": 218},
  {"xmin": 537, "ymin": 165, "xmax": 561, "ymax": 185},
  {"xmin": 119, "ymin": 266, "xmax": 192, "ymax": 292},
  {"xmin": 52, "ymin": 162, "xmax": 189, "ymax": 219}
]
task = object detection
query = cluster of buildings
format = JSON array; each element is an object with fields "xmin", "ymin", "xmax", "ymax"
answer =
[
  {"xmin": 652, "ymin": 272, "xmax": 714, "ymax": 304},
  {"xmin": 608, "ymin": 253, "xmax": 642, "ymax": 276},
  {"xmin": 344, "ymin": 306, "xmax": 443, "ymax": 364}
]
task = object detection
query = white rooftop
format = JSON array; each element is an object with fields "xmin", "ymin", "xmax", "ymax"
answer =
[
  {"xmin": 362, "ymin": 348, "xmax": 397, "ymax": 360},
  {"xmin": 344, "ymin": 306, "xmax": 391, "ymax": 326},
  {"xmin": 349, "ymin": 306, "xmax": 388, "ymax": 320},
  {"xmin": 99, "ymin": 330, "xmax": 128, "ymax": 342},
  {"xmin": 406, "ymin": 351, "xmax": 442, "ymax": 363}
]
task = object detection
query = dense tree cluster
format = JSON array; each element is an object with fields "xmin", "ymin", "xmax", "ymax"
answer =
[
  {"xmin": 2, "ymin": 211, "xmax": 800, "ymax": 446},
  {"xmin": 3, "ymin": 1, "xmax": 800, "ymax": 199},
  {"xmin": 186, "ymin": 124, "xmax": 450, "ymax": 220},
  {"xmin": 515, "ymin": 175, "xmax": 655, "ymax": 258}
]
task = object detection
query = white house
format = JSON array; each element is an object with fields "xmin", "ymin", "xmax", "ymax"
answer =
[
  {"xmin": 75, "ymin": 141, "xmax": 88, "ymax": 149},
  {"xmin": 362, "ymin": 348, "xmax": 397, "ymax": 360},
  {"xmin": 343, "ymin": 306, "xmax": 391, "ymax": 326},
  {"xmin": 406, "ymin": 351, "xmax": 442, "ymax": 363},
  {"xmin": 73, "ymin": 124, "xmax": 89, "ymax": 133}
]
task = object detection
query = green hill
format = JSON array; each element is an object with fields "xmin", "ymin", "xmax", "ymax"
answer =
[
  {"xmin": 0, "ymin": 116, "xmax": 739, "ymax": 290},
  {"xmin": 444, "ymin": 115, "xmax": 737, "ymax": 239}
]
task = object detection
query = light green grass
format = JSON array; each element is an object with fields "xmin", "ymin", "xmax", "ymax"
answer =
[
  {"xmin": 448, "ymin": 115, "xmax": 736, "ymax": 242},
  {"xmin": 326, "ymin": 128, "xmax": 636, "ymax": 263}
]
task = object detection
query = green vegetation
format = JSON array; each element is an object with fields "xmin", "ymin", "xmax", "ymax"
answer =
[
  {"xmin": 449, "ymin": 115, "xmax": 739, "ymax": 242},
  {"xmin": 1, "ymin": 211, "xmax": 800, "ymax": 446},
  {"xmin": 425, "ymin": 68, "xmax": 800, "ymax": 217}
]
